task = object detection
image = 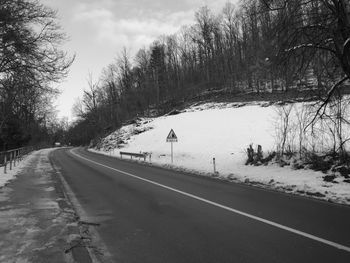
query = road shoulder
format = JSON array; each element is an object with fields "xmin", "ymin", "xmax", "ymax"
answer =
[{"xmin": 0, "ymin": 148, "xmax": 94, "ymax": 262}]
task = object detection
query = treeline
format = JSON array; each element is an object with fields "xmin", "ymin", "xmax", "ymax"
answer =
[
  {"xmin": 69, "ymin": 0, "xmax": 350, "ymax": 146},
  {"xmin": 0, "ymin": 0, "xmax": 73, "ymax": 150}
]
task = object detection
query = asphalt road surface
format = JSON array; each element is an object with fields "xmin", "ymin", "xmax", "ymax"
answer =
[{"xmin": 50, "ymin": 148, "xmax": 350, "ymax": 263}]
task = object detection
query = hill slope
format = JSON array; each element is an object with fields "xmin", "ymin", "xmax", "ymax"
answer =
[{"xmin": 91, "ymin": 102, "xmax": 350, "ymax": 205}]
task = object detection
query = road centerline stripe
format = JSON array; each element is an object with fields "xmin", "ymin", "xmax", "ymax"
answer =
[{"xmin": 70, "ymin": 149, "xmax": 350, "ymax": 253}]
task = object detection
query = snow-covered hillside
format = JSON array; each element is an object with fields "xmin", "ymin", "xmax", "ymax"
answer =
[{"xmin": 91, "ymin": 102, "xmax": 350, "ymax": 205}]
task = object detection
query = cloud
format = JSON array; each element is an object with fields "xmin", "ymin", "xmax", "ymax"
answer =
[
  {"xmin": 47, "ymin": 0, "xmax": 238, "ymax": 118},
  {"xmin": 73, "ymin": 5, "xmax": 194, "ymax": 53}
]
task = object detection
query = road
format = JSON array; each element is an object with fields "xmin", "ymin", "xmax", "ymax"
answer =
[{"xmin": 50, "ymin": 148, "xmax": 350, "ymax": 263}]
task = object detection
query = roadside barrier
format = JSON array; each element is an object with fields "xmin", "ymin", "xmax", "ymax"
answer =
[
  {"xmin": 120, "ymin": 151, "xmax": 149, "ymax": 161},
  {"xmin": 0, "ymin": 146, "xmax": 34, "ymax": 174}
]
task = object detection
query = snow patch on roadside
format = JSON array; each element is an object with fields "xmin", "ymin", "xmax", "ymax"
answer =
[
  {"xmin": 0, "ymin": 148, "xmax": 78, "ymax": 263},
  {"xmin": 0, "ymin": 150, "xmax": 39, "ymax": 188},
  {"xmin": 92, "ymin": 102, "xmax": 350, "ymax": 205}
]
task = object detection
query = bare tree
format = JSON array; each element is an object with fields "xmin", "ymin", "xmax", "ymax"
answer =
[
  {"xmin": 261, "ymin": 0, "xmax": 350, "ymax": 98},
  {"xmin": 0, "ymin": 0, "xmax": 74, "ymax": 149},
  {"xmin": 274, "ymin": 104, "xmax": 294, "ymax": 156}
]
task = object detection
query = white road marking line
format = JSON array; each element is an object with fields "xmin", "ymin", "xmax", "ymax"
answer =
[{"xmin": 70, "ymin": 149, "xmax": 350, "ymax": 253}]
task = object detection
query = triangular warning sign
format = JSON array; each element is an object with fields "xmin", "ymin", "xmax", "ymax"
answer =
[{"xmin": 166, "ymin": 129, "xmax": 178, "ymax": 142}]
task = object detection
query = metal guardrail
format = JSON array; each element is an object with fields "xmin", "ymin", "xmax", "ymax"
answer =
[
  {"xmin": 0, "ymin": 146, "xmax": 34, "ymax": 174},
  {"xmin": 120, "ymin": 151, "xmax": 149, "ymax": 161}
]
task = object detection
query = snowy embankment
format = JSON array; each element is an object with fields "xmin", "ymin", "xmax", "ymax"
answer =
[
  {"xmin": 0, "ymin": 151, "xmax": 37, "ymax": 188},
  {"xmin": 91, "ymin": 102, "xmax": 350, "ymax": 205}
]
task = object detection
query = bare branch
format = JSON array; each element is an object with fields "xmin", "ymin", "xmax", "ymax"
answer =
[{"xmin": 305, "ymin": 76, "xmax": 349, "ymax": 131}]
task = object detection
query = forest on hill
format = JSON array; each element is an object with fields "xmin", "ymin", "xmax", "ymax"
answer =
[{"xmin": 68, "ymin": 0, "xmax": 350, "ymax": 146}]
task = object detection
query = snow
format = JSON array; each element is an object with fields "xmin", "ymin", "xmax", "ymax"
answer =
[
  {"xmin": 0, "ymin": 150, "xmax": 37, "ymax": 188},
  {"xmin": 92, "ymin": 102, "xmax": 350, "ymax": 205},
  {"xmin": 0, "ymin": 148, "xmax": 79, "ymax": 262},
  {"xmin": 285, "ymin": 43, "xmax": 314, "ymax": 52},
  {"xmin": 344, "ymin": 37, "xmax": 350, "ymax": 48}
]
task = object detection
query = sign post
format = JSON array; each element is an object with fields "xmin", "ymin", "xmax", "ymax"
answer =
[
  {"xmin": 171, "ymin": 141, "xmax": 173, "ymax": 163},
  {"xmin": 166, "ymin": 129, "xmax": 178, "ymax": 163}
]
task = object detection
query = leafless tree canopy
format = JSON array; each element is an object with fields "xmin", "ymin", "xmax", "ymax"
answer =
[{"xmin": 0, "ymin": 0, "xmax": 74, "ymax": 149}]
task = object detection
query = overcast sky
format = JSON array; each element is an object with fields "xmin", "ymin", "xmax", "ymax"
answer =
[{"xmin": 42, "ymin": 0, "xmax": 237, "ymax": 120}]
